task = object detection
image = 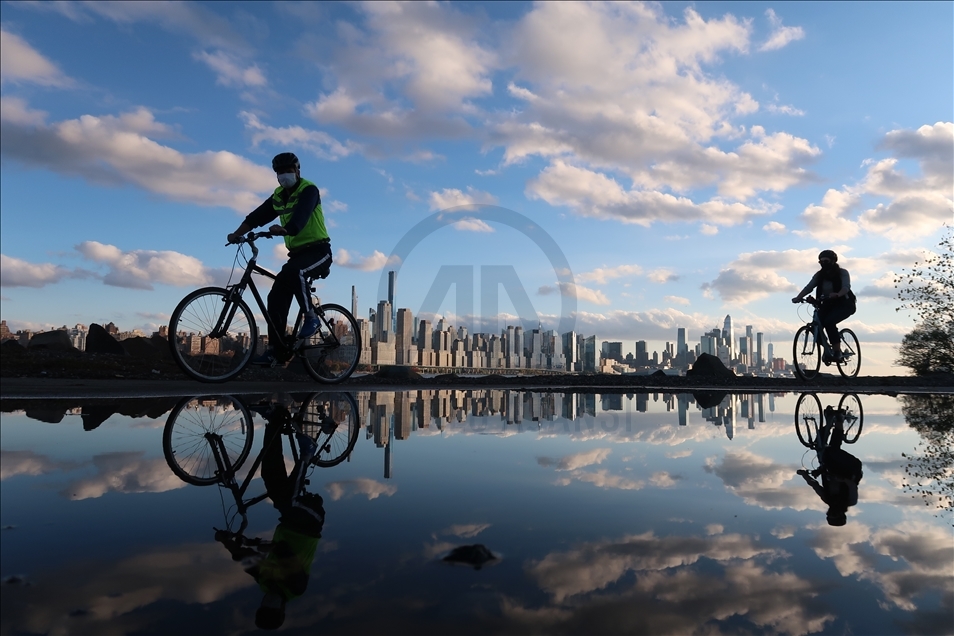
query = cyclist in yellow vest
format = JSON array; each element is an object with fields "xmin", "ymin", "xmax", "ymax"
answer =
[{"xmin": 228, "ymin": 152, "xmax": 331, "ymax": 365}]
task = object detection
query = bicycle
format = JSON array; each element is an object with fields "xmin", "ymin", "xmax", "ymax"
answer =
[
  {"xmin": 794, "ymin": 393, "xmax": 864, "ymax": 450},
  {"xmin": 792, "ymin": 297, "xmax": 861, "ymax": 380},
  {"xmin": 167, "ymin": 232, "xmax": 361, "ymax": 383},
  {"xmin": 161, "ymin": 392, "xmax": 360, "ymax": 489}
]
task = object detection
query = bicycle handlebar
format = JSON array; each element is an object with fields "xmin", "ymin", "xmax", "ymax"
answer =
[{"xmin": 226, "ymin": 231, "xmax": 277, "ymax": 247}]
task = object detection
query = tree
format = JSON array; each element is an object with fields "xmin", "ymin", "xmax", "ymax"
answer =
[{"xmin": 895, "ymin": 226, "xmax": 954, "ymax": 375}]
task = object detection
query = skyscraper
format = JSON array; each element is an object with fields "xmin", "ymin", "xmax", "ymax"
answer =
[
  {"xmin": 388, "ymin": 271, "xmax": 397, "ymax": 332},
  {"xmin": 723, "ymin": 315, "xmax": 734, "ymax": 362}
]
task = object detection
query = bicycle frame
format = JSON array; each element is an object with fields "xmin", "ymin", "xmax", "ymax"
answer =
[{"xmin": 215, "ymin": 234, "xmax": 342, "ymax": 354}]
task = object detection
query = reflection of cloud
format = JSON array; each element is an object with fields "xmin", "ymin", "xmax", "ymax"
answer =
[
  {"xmin": 771, "ymin": 525, "xmax": 797, "ymax": 540},
  {"xmin": 809, "ymin": 523, "xmax": 953, "ymax": 623},
  {"xmin": 1, "ymin": 542, "xmax": 252, "ymax": 634},
  {"xmin": 62, "ymin": 452, "xmax": 186, "ymax": 500},
  {"xmin": 528, "ymin": 531, "xmax": 782, "ymax": 602},
  {"xmin": 325, "ymin": 478, "xmax": 397, "ymax": 501},
  {"xmin": 441, "ymin": 523, "xmax": 490, "ymax": 538},
  {"xmin": 705, "ymin": 450, "xmax": 822, "ymax": 511},
  {"xmin": 516, "ymin": 531, "xmax": 833, "ymax": 635},
  {"xmin": 0, "ymin": 450, "xmax": 74, "ymax": 480},
  {"xmin": 537, "ymin": 448, "xmax": 611, "ymax": 471},
  {"xmin": 556, "ymin": 469, "xmax": 645, "ymax": 491},
  {"xmin": 650, "ymin": 471, "xmax": 682, "ymax": 488}
]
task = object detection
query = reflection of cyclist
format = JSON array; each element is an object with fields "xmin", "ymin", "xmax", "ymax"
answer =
[
  {"xmin": 797, "ymin": 405, "xmax": 864, "ymax": 526},
  {"xmin": 792, "ymin": 250, "xmax": 856, "ymax": 363},
  {"xmin": 227, "ymin": 152, "xmax": 332, "ymax": 366},
  {"xmin": 218, "ymin": 404, "xmax": 325, "ymax": 630}
]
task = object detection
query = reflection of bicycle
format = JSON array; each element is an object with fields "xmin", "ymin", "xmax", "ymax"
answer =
[
  {"xmin": 792, "ymin": 297, "xmax": 861, "ymax": 380},
  {"xmin": 162, "ymin": 392, "xmax": 360, "ymax": 489},
  {"xmin": 795, "ymin": 393, "xmax": 863, "ymax": 449},
  {"xmin": 167, "ymin": 232, "xmax": 360, "ymax": 383}
]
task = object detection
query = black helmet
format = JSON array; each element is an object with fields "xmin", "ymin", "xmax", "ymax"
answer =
[
  {"xmin": 818, "ymin": 249, "xmax": 838, "ymax": 263},
  {"xmin": 272, "ymin": 152, "xmax": 299, "ymax": 173}
]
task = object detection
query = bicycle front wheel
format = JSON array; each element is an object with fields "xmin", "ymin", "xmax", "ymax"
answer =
[
  {"xmin": 299, "ymin": 392, "xmax": 360, "ymax": 467},
  {"xmin": 838, "ymin": 393, "xmax": 864, "ymax": 443},
  {"xmin": 300, "ymin": 303, "xmax": 361, "ymax": 384},
  {"xmin": 793, "ymin": 325, "xmax": 821, "ymax": 380},
  {"xmin": 163, "ymin": 395, "xmax": 254, "ymax": 485},
  {"xmin": 837, "ymin": 329, "xmax": 861, "ymax": 378},
  {"xmin": 795, "ymin": 392, "xmax": 823, "ymax": 448},
  {"xmin": 168, "ymin": 287, "xmax": 258, "ymax": 382}
]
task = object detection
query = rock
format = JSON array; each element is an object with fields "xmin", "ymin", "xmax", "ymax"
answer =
[
  {"xmin": 25, "ymin": 408, "xmax": 67, "ymax": 423},
  {"xmin": 121, "ymin": 336, "xmax": 161, "ymax": 360},
  {"xmin": 374, "ymin": 365, "xmax": 424, "ymax": 381},
  {"xmin": 1, "ymin": 340, "xmax": 26, "ymax": 356},
  {"xmin": 86, "ymin": 324, "xmax": 125, "ymax": 355},
  {"xmin": 81, "ymin": 405, "xmax": 116, "ymax": 431},
  {"xmin": 651, "ymin": 369, "xmax": 668, "ymax": 378},
  {"xmin": 27, "ymin": 330, "xmax": 76, "ymax": 352},
  {"xmin": 686, "ymin": 353, "xmax": 735, "ymax": 379}
]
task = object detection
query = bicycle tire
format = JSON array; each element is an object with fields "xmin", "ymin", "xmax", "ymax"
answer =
[
  {"xmin": 838, "ymin": 393, "xmax": 864, "ymax": 443},
  {"xmin": 163, "ymin": 395, "xmax": 254, "ymax": 485},
  {"xmin": 300, "ymin": 303, "xmax": 361, "ymax": 384},
  {"xmin": 793, "ymin": 325, "xmax": 821, "ymax": 380},
  {"xmin": 795, "ymin": 392, "xmax": 822, "ymax": 448},
  {"xmin": 168, "ymin": 287, "xmax": 257, "ymax": 383},
  {"xmin": 298, "ymin": 392, "xmax": 360, "ymax": 466},
  {"xmin": 836, "ymin": 329, "xmax": 862, "ymax": 378}
]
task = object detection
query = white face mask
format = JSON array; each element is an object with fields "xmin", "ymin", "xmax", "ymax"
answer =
[{"xmin": 277, "ymin": 172, "xmax": 297, "ymax": 188}]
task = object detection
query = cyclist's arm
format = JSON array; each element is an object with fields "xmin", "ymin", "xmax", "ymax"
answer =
[
  {"xmin": 832, "ymin": 269, "xmax": 851, "ymax": 299},
  {"xmin": 228, "ymin": 199, "xmax": 280, "ymax": 243},
  {"xmin": 792, "ymin": 272, "xmax": 820, "ymax": 302},
  {"xmin": 281, "ymin": 185, "xmax": 320, "ymax": 236}
]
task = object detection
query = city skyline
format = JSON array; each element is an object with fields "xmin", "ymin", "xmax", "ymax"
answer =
[{"xmin": 1, "ymin": 3, "xmax": 950, "ymax": 377}]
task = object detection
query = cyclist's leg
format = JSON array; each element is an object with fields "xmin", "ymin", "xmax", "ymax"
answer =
[
  {"xmin": 819, "ymin": 300, "xmax": 852, "ymax": 358},
  {"xmin": 287, "ymin": 243, "xmax": 333, "ymax": 337},
  {"xmin": 261, "ymin": 412, "xmax": 294, "ymax": 510}
]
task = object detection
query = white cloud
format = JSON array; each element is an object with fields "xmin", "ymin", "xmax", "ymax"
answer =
[
  {"xmin": 304, "ymin": 2, "xmax": 494, "ymax": 140},
  {"xmin": 63, "ymin": 452, "xmax": 186, "ymax": 500},
  {"xmin": 539, "ymin": 281, "xmax": 610, "ymax": 306},
  {"xmin": 428, "ymin": 187, "xmax": 498, "ymax": 210},
  {"xmin": 0, "ymin": 254, "xmax": 84, "ymax": 288},
  {"xmin": 440, "ymin": 523, "xmax": 491, "ymax": 538},
  {"xmin": 760, "ymin": 9, "xmax": 805, "ymax": 52},
  {"xmin": 0, "ymin": 450, "xmax": 73, "ymax": 479},
  {"xmin": 577, "ymin": 265, "xmax": 643, "ymax": 285},
  {"xmin": 763, "ymin": 221, "xmax": 787, "ymax": 234},
  {"xmin": 335, "ymin": 248, "xmax": 399, "ymax": 272},
  {"xmin": 766, "ymin": 103, "xmax": 806, "ymax": 116},
  {"xmin": 0, "ymin": 28, "xmax": 75, "ymax": 87},
  {"xmin": 700, "ymin": 248, "xmax": 818, "ymax": 304},
  {"xmin": 1, "ymin": 103, "xmax": 276, "ymax": 211},
  {"xmin": 240, "ymin": 111, "xmax": 359, "ymax": 160},
  {"xmin": 664, "ymin": 296, "xmax": 691, "ymax": 306},
  {"xmin": 194, "ymin": 50, "xmax": 266, "ymax": 88},
  {"xmin": 452, "ymin": 217, "xmax": 495, "ymax": 233},
  {"xmin": 526, "ymin": 161, "xmax": 780, "ymax": 228},
  {"xmin": 799, "ymin": 122, "xmax": 953, "ymax": 241},
  {"xmin": 75, "ymin": 241, "xmax": 213, "ymax": 290},
  {"xmin": 651, "ymin": 471, "xmax": 683, "ymax": 488},
  {"xmin": 700, "ymin": 224, "xmax": 719, "ymax": 236},
  {"xmin": 647, "ymin": 268, "xmax": 679, "ymax": 284}
]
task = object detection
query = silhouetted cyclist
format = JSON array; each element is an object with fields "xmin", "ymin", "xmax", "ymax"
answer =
[
  {"xmin": 217, "ymin": 403, "xmax": 325, "ymax": 630},
  {"xmin": 797, "ymin": 405, "xmax": 864, "ymax": 526}
]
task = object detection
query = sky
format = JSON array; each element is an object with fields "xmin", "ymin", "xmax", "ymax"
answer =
[{"xmin": 0, "ymin": 1, "xmax": 951, "ymax": 375}]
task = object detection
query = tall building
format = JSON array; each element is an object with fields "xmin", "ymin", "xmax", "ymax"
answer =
[
  {"xmin": 635, "ymin": 340, "xmax": 649, "ymax": 366},
  {"xmin": 351, "ymin": 286, "xmax": 358, "ymax": 319},
  {"xmin": 601, "ymin": 341, "xmax": 623, "ymax": 362},
  {"xmin": 756, "ymin": 332, "xmax": 764, "ymax": 369},
  {"xmin": 395, "ymin": 308, "xmax": 414, "ymax": 365},
  {"xmin": 388, "ymin": 271, "xmax": 396, "ymax": 332},
  {"xmin": 583, "ymin": 335, "xmax": 597, "ymax": 372},
  {"xmin": 722, "ymin": 315, "xmax": 734, "ymax": 362},
  {"xmin": 375, "ymin": 300, "xmax": 392, "ymax": 343}
]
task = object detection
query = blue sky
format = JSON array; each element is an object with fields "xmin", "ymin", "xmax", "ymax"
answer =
[{"xmin": 1, "ymin": 1, "xmax": 951, "ymax": 374}]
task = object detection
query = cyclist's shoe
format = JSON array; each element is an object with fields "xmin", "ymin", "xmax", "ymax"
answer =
[
  {"xmin": 298, "ymin": 315, "xmax": 321, "ymax": 340},
  {"xmin": 251, "ymin": 348, "xmax": 281, "ymax": 366},
  {"xmin": 822, "ymin": 353, "xmax": 832, "ymax": 366}
]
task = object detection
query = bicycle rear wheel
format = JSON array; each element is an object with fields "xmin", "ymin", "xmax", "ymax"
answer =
[
  {"xmin": 838, "ymin": 393, "xmax": 864, "ymax": 443},
  {"xmin": 793, "ymin": 325, "xmax": 821, "ymax": 380},
  {"xmin": 298, "ymin": 392, "xmax": 360, "ymax": 466},
  {"xmin": 168, "ymin": 287, "xmax": 257, "ymax": 383},
  {"xmin": 795, "ymin": 392, "xmax": 822, "ymax": 448},
  {"xmin": 300, "ymin": 303, "xmax": 361, "ymax": 384},
  {"xmin": 837, "ymin": 329, "xmax": 861, "ymax": 378},
  {"xmin": 163, "ymin": 395, "xmax": 254, "ymax": 485}
]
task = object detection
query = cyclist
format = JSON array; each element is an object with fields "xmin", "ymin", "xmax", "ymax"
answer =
[
  {"xmin": 792, "ymin": 249, "xmax": 856, "ymax": 363},
  {"xmin": 227, "ymin": 152, "xmax": 332, "ymax": 366}
]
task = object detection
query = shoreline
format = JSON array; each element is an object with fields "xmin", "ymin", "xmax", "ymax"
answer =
[{"xmin": 2, "ymin": 374, "xmax": 951, "ymax": 401}]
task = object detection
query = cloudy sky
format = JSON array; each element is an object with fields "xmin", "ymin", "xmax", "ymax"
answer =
[{"xmin": 1, "ymin": 1, "xmax": 951, "ymax": 374}]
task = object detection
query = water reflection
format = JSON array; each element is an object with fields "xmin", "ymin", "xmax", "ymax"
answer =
[{"xmin": 1, "ymin": 390, "xmax": 951, "ymax": 635}]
